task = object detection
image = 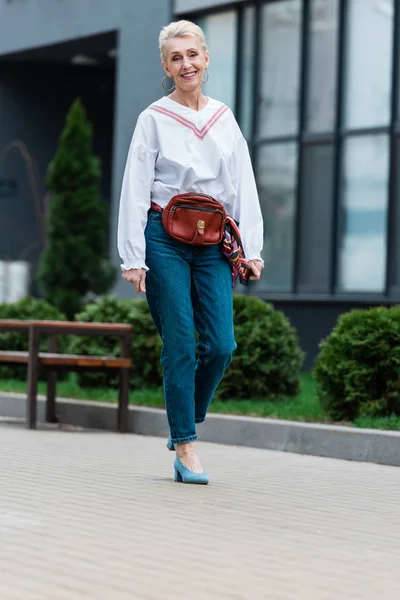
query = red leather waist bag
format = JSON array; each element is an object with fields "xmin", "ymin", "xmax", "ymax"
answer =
[{"xmin": 152, "ymin": 192, "xmax": 227, "ymax": 246}]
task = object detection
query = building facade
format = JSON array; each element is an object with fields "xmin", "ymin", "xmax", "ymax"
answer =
[{"xmin": 0, "ymin": 0, "xmax": 398, "ymax": 366}]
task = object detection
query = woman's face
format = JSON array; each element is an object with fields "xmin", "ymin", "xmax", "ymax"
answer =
[{"xmin": 163, "ymin": 35, "xmax": 209, "ymax": 94}]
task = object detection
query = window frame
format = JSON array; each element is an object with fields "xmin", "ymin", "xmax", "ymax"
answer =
[{"xmin": 177, "ymin": 0, "xmax": 400, "ymax": 301}]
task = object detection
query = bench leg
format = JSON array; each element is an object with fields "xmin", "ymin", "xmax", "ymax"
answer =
[
  {"xmin": 46, "ymin": 370, "xmax": 58, "ymax": 423},
  {"xmin": 27, "ymin": 327, "xmax": 40, "ymax": 429},
  {"xmin": 118, "ymin": 368, "xmax": 129, "ymax": 433},
  {"xmin": 46, "ymin": 335, "xmax": 58, "ymax": 423}
]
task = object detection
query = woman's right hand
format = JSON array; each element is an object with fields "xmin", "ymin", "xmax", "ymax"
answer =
[{"xmin": 122, "ymin": 268, "xmax": 146, "ymax": 293}]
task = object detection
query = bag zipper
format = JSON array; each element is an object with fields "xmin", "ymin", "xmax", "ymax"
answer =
[{"xmin": 172, "ymin": 205, "xmax": 224, "ymax": 216}]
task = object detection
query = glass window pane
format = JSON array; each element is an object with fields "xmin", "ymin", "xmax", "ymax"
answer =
[
  {"xmin": 298, "ymin": 144, "xmax": 335, "ymax": 292},
  {"xmin": 344, "ymin": 0, "xmax": 394, "ymax": 129},
  {"xmin": 239, "ymin": 6, "xmax": 255, "ymax": 139},
  {"xmin": 255, "ymin": 143, "xmax": 298, "ymax": 292},
  {"xmin": 197, "ymin": 12, "xmax": 237, "ymax": 110},
  {"xmin": 338, "ymin": 135, "xmax": 389, "ymax": 293},
  {"xmin": 258, "ymin": 0, "xmax": 302, "ymax": 138},
  {"xmin": 306, "ymin": 0, "xmax": 339, "ymax": 133}
]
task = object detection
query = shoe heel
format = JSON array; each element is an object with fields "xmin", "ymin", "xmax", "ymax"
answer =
[
  {"xmin": 174, "ymin": 468, "xmax": 183, "ymax": 482},
  {"xmin": 173, "ymin": 457, "xmax": 209, "ymax": 485}
]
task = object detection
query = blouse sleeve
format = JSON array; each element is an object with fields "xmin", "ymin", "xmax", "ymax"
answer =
[
  {"xmin": 117, "ymin": 115, "xmax": 157, "ymax": 271},
  {"xmin": 231, "ymin": 135, "xmax": 264, "ymax": 262}
]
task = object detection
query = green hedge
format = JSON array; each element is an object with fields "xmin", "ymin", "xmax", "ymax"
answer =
[
  {"xmin": 314, "ymin": 306, "xmax": 400, "ymax": 420},
  {"xmin": 0, "ymin": 297, "xmax": 67, "ymax": 380},
  {"xmin": 0, "ymin": 294, "xmax": 304, "ymax": 401},
  {"xmin": 219, "ymin": 295, "xmax": 304, "ymax": 399},
  {"xmin": 70, "ymin": 294, "xmax": 304, "ymax": 400}
]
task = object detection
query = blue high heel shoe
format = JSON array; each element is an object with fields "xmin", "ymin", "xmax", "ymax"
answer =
[
  {"xmin": 167, "ymin": 437, "xmax": 175, "ymax": 451},
  {"xmin": 174, "ymin": 456, "xmax": 209, "ymax": 485}
]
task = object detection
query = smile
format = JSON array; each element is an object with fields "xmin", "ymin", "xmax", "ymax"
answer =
[{"xmin": 181, "ymin": 71, "xmax": 197, "ymax": 79}]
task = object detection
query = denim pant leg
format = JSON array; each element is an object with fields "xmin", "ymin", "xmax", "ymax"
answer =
[
  {"xmin": 145, "ymin": 211, "xmax": 197, "ymax": 443},
  {"xmin": 191, "ymin": 244, "xmax": 237, "ymax": 423}
]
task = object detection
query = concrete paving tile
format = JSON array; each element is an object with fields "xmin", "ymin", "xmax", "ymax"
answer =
[{"xmin": 1, "ymin": 425, "xmax": 399, "ymax": 599}]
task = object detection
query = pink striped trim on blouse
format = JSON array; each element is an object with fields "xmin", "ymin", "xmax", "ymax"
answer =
[{"xmin": 149, "ymin": 104, "xmax": 229, "ymax": 139}]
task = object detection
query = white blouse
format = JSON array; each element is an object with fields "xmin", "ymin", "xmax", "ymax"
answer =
[{"xmin": 117, "ymin": 95, "xmax": 264, "ymax": 271}]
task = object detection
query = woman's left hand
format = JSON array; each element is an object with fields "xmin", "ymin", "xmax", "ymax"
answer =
[{"xmin": 248, "ymin": 259, "xmax": 264, "ymax": 281}]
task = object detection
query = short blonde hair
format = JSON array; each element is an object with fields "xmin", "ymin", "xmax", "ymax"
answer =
[{"xmin": 159, "ymin": 20, "xmax": 208, "ymax": 62}]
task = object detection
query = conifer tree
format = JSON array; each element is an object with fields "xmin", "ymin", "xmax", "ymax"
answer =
[{"xmin": 38, "ymin": 99, "xmax": 116, "ymax": 318}]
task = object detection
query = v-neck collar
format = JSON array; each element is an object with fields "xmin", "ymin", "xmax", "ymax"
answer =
[{"xmin": 150, "ymin": 98, "xmax": 229, "ymax": 140}]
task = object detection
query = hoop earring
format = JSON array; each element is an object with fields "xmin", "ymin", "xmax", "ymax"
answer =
[
  {"xmin": 162, "ymin": 75, "xmax": 175, "ymax": 92},
  {"xmin": 202, "ymin": 68, "xmax": 209, "ymax": 84}
]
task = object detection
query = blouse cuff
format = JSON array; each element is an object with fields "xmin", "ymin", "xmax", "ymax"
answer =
[
  {"xmin": 246, "ymin": 255, "xmax": 264, "ymax": 265},
  {"xmin": 120, "ymin": 261, "xmax": 149, "ymax": 272}
]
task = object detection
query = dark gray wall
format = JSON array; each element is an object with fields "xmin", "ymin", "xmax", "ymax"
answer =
[
  {"xmin": 174, "ymin": 0, "xmax": 240, "ymax": 13},
  {"xmin": 0, "ymin": 62, "xmax": 115, "ymax": 279},
  {"xmin": 0, "ymin": 0, "xmax": 121, "ymax": 55},
  {"xmin": 110, "ymin": 0, "xmax": 172, "ymax": 297}
]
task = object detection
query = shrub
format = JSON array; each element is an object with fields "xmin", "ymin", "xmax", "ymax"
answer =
[
  {"xmin": 70, "ymin": 294, "xmax": 304, "ymax": 400},
  {"xmin": 0, "ymin": 296, "xmax": 67, "ymax": 380},
  {"xmin": 314, "ymin": 306, "xmax": 400, "ymax": 421},
  {"xmin": 37, "ymin": 98, "xmax": 116, "ymax": 319},
  {"xmin": 218, "ymin": 295, "xmax": 304, "ymax": 399},
  {"xmin": 69, "ymin": 296, "xmax": 162, "ymax": 389}
]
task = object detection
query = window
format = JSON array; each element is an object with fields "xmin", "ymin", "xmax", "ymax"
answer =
[
  {"xmin": 338, "ymin": 135, "xmax": 390, "ymax": 293},
  {"xmin": 305, "ymin": 0, "xmax": 339, "ymax": 133},
  {"xmin": 256, "ymin": 143, "xmax": 298, "ymax": 291},
  {"xmin": 185, "ymin": 0, "xmax": 398, "ymax": 300},
  {"xmin": 197, "ymin": 12, "xmax": 237, "ymax": 110},
  {"xmin": 258, "ymin": 0, "xmax": 302, "ymax": 138},
  {"xmin": 239, "ymin": 6, "xmax": 255, "ymax": 139},
  {"xmin": 344, "ymin": 0, "xmax": 394, "ymax": 129},
  {"xmin": 298, "ymin": 144, "xmax": 335, "ymax": 292}
]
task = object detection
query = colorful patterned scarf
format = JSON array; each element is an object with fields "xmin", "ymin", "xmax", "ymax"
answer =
[{"xmin": 221, "ymin": 217, "xmax": 251, "ymax": 287}]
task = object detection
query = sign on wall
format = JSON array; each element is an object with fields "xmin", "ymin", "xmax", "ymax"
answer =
[{"xmin": 0, "ymin": 260, "xmax": 30, "ymax": 303}]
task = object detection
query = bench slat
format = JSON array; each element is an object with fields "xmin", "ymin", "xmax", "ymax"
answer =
[
  {"xmin": 40, "ymin": 354, "xmax": 131, "ymax": 368},
  {"xmin": 103, "ymin": 358, "xmax": 132, "ymax": 368},
  {"xmin": 39, "ymin": 354, "xmax": 103, "ymax": 367},
  {"xmin": 0, "ymin": 319, "xmax": 131, "ymax": 336},
  {"xmin": 0, "ymin": 351, "xmax": 131, "ymax": 369},
  {"xmin": 0, "ymin": 350, "xmax": 29, "ymax": 363},
  {"xmin": 31, "ymin": 320, "xmax": 131, "ymax": 335},
  {"xmin": 0, "ymin": 320, "xmax": 30, "ymax": 331}
]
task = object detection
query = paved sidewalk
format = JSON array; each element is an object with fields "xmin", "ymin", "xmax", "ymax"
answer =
[{"xmin": 0, "ymin": 421, "xmax": 399, "ymax": 600}]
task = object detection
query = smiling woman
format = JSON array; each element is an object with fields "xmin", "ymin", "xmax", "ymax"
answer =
[
  {"xmin": 159, "ymin": 21, "xmax": 210, "ymax": 108},
  {"xmin": 117, "ymin": 19, "xmax": 264, "ymax": 485}
]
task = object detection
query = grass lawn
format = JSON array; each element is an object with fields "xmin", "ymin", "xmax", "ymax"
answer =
[{"xmin": 0, "ymin": 373, "xmax": 399, "ymax": 431}]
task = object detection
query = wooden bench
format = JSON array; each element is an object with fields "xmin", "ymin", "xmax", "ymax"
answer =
[{"xmin": 0, "ymin": 319, "xmax": 132, "ymax": 432}]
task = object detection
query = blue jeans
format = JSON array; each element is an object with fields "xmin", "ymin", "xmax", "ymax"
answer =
[{"xmin": 145, "ymin": 209, "xmax": 236, "ymax": 443}]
